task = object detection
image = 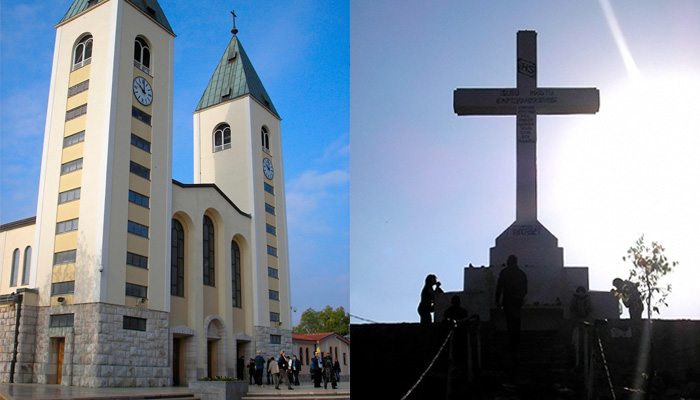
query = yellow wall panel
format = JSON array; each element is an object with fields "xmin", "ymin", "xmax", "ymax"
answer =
[
  {"xmin": 56, "ymin": 201, "xmax": 80, "ymax": 222},
  {"xmin": 128, "ymin": 202, "xmax": 150, "ymax": 225},
  {"xmin": 268, "ymin": 276, "xmax": 280, "ymax": 291},
  {"xmin": 127, "ymin": 233, "xmax": 149, "ymax": 256},
  {"xmin": 129, "ymin": 173, "xmax": 151, "ymax": 196},
  {"xmin": 66, "ymin": 91, "xmax": 89, "ymax": 110},
  {"xmin": 68, "ymin": 64, "xmax": 91, "ymax": 86},
  {"xmin": 54, "ymin": 232, "xmax": 78, "ymax": 252},
  {"xmin": 59, "ymin": 171, "xmax": 82, "ymax": 192},
  {"xmin": 62, "ymin": 143, "xmax": 84, "ymax": 162},
  {"xmin": 131, "ymin": 120, "xmax": 152, "ymax": 141},
  {"xmin": 52, "ymin": 264, "xmax": 76, "ymax": 282},
  {"xmin": 126, "ymin": 265, "xmax": 149, "ymax": 285},
  {"xmin": 265, "ymin": 212, "xmax": 276, "ymax": 226},
  {"xmin": 64, "ymin": 114, "xmax": 87, "ymax": 134},
  {"xmin": 50, "ymin": 294, "xmax": 74, "ymax": 307},
  {"xmin": 130, "ymin": 145, "xmax": 151, "ymax": 167},
  {"xmin": 264, "ymin": 191, "xmax": 275, "ymax": 205}
]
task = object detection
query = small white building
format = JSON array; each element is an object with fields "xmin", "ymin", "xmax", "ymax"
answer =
[{"xmin": 292, "ymin": 333, "xmax": 350, "ymax": 381}]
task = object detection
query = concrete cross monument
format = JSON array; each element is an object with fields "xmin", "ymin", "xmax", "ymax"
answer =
[{"xmin": 440, "ymin": 31, "xmax": 616, "ymax": 325}]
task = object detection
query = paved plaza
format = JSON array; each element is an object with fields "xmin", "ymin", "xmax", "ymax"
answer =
[{"xmin": 0, "ymin": 379, "xmax": 350, "ymax": 400}]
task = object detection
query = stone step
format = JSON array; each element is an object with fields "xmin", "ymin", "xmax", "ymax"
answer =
[
  {"xmin": 242, "ymin": 390, "xmax": 350, "ymax": 400},
  {"xmin": 37, "ymin": 395, "xmax": 199, "ymax": 400}
]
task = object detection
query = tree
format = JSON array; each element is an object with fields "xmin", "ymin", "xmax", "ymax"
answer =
[
  {"xmin": 293, "ymin": 305, "xmax": 349, "ymax": 336},
  {"xmin": 622, "ymin": 235, "xmax": 678, "ymax": 319}
]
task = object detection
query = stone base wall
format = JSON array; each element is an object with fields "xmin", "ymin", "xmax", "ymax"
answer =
[
  {"xmin": 253, "ymin": 326, "xmax": 292, "ymax": 359},
  {"xmin": 0, "ymin": 301, "xmax": 37, "ymax": 383},
  {"xmin": 33, "ymin": 303, "xmax": 169, "ymax": 387}
]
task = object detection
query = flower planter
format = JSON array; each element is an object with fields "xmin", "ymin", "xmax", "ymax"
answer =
[{"xmin": 190, "ymin": 380, "xmax": 249, "ymax": 400}]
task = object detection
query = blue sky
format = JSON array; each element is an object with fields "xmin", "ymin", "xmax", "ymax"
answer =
[
  {"xmin": 0, "ymin": 0, "xmax": 349, "ymax": 326},
  {"xmin": 351, "ymin": 1, "xmax": 700, "ymax": 322}
]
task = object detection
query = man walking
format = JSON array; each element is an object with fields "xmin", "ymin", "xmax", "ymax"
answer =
[{"xmin": 274, "ymin": 350, "xmax": 294, "ymax": 390}]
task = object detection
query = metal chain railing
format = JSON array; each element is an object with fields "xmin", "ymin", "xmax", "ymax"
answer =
[{"xmin": 399, "ymin": 329, "xmax": 455, "ymax": 400}]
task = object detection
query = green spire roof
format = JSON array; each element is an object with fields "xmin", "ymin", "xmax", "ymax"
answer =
[
  {"xmin": 195, "ymin": 35, "xmax": 279, "ymax": 118},
  {"xmin": 59, "ymin": 0, "xmax": 174, "ymax": 36}
]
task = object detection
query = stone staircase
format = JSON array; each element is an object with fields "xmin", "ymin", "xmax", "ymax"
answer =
[
  {"xmin": 470, "ymin": 329, "xmax": 581, "ymax": 399},
  {"xmin": 242, "ymin": 390, "xmax": 350, "ymax": 400}
]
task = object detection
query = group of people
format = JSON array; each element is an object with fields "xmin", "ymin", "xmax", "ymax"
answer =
[
  {"xmin": 418, "ymin": 254, "xmax": 646, "ymax": 342},
  {"xmin": 241, "ymin": 350, "xmax": 341, "ymax": 390},
  {"xmin": 245, "ymin": 350, "xmax": 299, "ymax": 390},
  {"xmin": 309, "ymin": 351, "xmax": 341, "ymax": 389}
]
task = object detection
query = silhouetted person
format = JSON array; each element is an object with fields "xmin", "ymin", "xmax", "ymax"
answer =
[
  {"xmin": 443, "ymin": 295, "xmax": 469, "ymax": 324},
  {"xmin": 495, "ymin": 255, "xmax": 528, "ymax": 349},
  {"xmin": 237, "ymin": 355, "xmax": 245, "ymax": 382},
  {"xmin": 418, "ymin": 274, "xmax": 444, "ymax": 325},
  {"xmin": 612, "ymin": 277, "xmax": 643, "ymax": 319},
  {"xmin": 570, "ymin": 285, "xmax": 592, "ymax": 319}
]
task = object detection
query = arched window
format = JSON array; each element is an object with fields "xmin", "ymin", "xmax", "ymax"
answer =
[
  {"xmin": 213, "ymin": 124, "xmax": 231, "ymax": 152},
  {"xmin": 203, "ymin": 216, "xmax": 215, "ymax": 286},
  {"xmin": 134, "ymin": 37, "xmax": 151, "ymax": 74},
  {"xmin": 73, "ymin": 35, "xmax": 93, "ymax": 70},
  {"xmin": 261, "ymin": 126, "xmax": 270, "ymax": 152},
  {"xmin": 21, "ymin": 246, "xmax": 31, "ymax": 286},
  {"xmin": 231, "ymin": 241, "xmax": 241, "ymax": 307},
  {"xmin": 171, "ymin": 219, "xmax": 185, "ymax": 296},
  {"xmin": 10, "ymin": 249, "xmax": 19, "ymax": 287}
]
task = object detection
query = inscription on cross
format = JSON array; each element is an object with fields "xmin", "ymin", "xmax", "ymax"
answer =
[{"xmin": 454, "ymin": 31, "xmax": 599, "ymax": 223}]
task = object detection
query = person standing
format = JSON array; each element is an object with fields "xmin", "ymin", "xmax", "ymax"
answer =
[
  {"xmin": 291, "ymin": 355, "xmax": 301, "ymax": 385},
  {"xmin": 322, "ymin": 353, "xmax": 337, "ymax": 389},
  {"xmin": 237, "ymin": 356, "xmax": 244, "ymax": 382},
  {"xmin": 266, "ymin": 357, "xmax": 272, "ymax": 384},
  {"xmin": 495, "ymin": 255, "xmax": 528, "ymax": 350},
  {"xmin": 275, "ymin": 350, "xmax": 294, "ymax": 390},
  {"xmin": 333, "ymin": 359, "xmax": 341, "ymax": 383},
  {"xmin": 254, "ymin": 350, "xmax": 266, "ymax": 387},
  {"xmin": 418, "ymin": 274, "xmax": 444, "ymax": 325},
  {"xmin": 268, "ymin": 355, "xmax": 279, "ymax": 388},
  {"xmin": 311, "ymin": 352, "xmax": 322, "ymax": 387},
  {"xmin": 247, "ymin": 358, "xmax": 255, "ymax": 384}
]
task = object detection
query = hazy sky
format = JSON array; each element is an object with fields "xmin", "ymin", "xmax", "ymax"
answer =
[
  {"xmin": 0, "ymin": 0, "xmax": 349, "ymax": 326},
  {"xmin": 350, "ymin": 1, "xmax": 700, "ymax": 322}
]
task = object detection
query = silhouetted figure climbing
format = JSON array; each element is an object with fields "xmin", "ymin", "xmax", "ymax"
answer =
[
  {"xmin": 611, "ymin": 277, "xmax": 643, "ymax": 320},
  {"xmin": 418, "ymin": 274, "xmax": 444, "ymax": 325},
  {"xmin": 495, "ymin": 255, "xmax": 528, "ymax": 350}
]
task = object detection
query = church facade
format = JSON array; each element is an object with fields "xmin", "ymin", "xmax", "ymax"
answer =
[{"xmin": 0, "ymin": 0, "xmax": 292, "ymax": 387}]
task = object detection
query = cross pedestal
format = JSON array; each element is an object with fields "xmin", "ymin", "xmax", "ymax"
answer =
[{"xmin": 443, "ymin": 31, "xmax": 617, "ymax": 326}]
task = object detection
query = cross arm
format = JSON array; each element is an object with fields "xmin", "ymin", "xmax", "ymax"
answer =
[{"xmin": 454, "ymin": 87, "xmax": 600, "ymax": 116}]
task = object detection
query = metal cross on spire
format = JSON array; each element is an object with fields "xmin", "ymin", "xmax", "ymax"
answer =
[{"xmin": 231, "ymin": 9, "xmax": 238, "ymax": 35}]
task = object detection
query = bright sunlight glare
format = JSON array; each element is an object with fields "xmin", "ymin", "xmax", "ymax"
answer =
[{"xmin": 547, "ymin": 71, "xmax": 700, "ymax": 318}]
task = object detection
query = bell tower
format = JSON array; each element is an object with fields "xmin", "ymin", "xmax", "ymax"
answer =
[
  {"xmin": 32, "ymin": 0, "xmax": 175, "ymax": 386},
  {"xmin": 193, "ymin": 18, "xmax": 292, "ymax": 347}
]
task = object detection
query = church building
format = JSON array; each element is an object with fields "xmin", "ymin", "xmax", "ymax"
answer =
[{"xmin": 0, "ymin": 0, "xmax": 292, "ymax": 387}]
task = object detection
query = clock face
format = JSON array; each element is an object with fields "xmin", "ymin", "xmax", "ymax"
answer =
[
  {"xmin": 263, "ymin": 158, "xmax": 274, "ymax": 180},
  {"xmin": 133, "ymin": 76, "xmax": 153, "ymax": 106}
]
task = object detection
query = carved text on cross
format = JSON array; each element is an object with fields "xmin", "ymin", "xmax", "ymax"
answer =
[{"xmin": 453, "ymin": 31, "xmax": 599, "ymax": 223}]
